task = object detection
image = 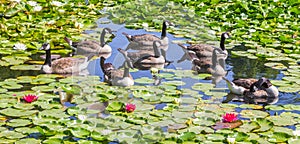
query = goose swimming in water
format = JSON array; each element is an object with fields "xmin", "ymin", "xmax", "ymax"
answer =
[
  {"xmin": 190, "ymin": 48, "xmax": 226, "ymax": 75},
  {"xmin": 64, "ymin": 28, "xmax": 113, "ymax": 57},
  {"xmin": 223, "ymin": 77, "xmax": 279, "ymax": 98},
  {"xmin": 119, "ymin": 40, "xmax": 166, "ymax": 70},
  {"xmin": 100, "ymin": 51, "xmax": 134, "ymax": 87},
  {"xmin": 122, "ymin": 20, "xmax": 174, "ymax": 62},
  {"xmin": 39, "ymin": 43, "xmax": 92, "ymax": 74},
  {"xmin": 178, "ymin": 32, "xmax": 231, "ymax": 59}
]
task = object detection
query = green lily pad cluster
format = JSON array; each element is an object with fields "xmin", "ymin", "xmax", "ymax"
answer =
[
  {"xmin": 0, "ymin": 0, "xmax": 108, "ymax": 71},
  {"xmin": 0, "ymin": 0, "xmax": 300, "ymax": 143},
  {"xmin": 0, "ymin": 70, "xmax": 299, "ymax": 143}
]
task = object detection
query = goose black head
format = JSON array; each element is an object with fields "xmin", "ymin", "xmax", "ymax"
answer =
[
  {"xmin": 103, "ymin": 28, "xmax": 113, "ymax": 34},
  {"xmin": 249, "ymin": 77, "xmax": 272, "ymax": 92},
  {"xmin": 222, "ymin": 32, "xmax": 231, "ymax": 39},
  {"xmin": 164, "ymin": 20, "xmax": 175, "ymax": 27},
  {"xmin": 39, "ymin": 43, "xmax": 50, "ymax": 51},
  {"xmin": 261, "ymin": 78, "xmax": 273, "ymax": 88}
]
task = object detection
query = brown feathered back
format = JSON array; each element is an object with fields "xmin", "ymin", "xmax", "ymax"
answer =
[{"xmin": 232, "ymin": 78, "xmax": 257, "ymax": 89}]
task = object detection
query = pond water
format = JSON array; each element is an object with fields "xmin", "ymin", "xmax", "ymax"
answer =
[
  {"xmin": 0, "ymin": 17, "xmax": 298, "ymax": 106},
  {"xmin": 3, "ymin": 1, "xmax": 300, "ymax": 143},
  {"xmin": 80, "ymin": 17, "xmax": 300, "ymax": 106}
]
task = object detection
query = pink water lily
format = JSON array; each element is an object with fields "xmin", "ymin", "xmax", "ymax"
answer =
[
  {"xmin": 125, "ymin": 103, "xmax": 136, "ymax": 112},
  {"xmin": 23, "ymin": 94, "xmax": 38, "ymax": 103},
  {"xmin": 222, "ymin": 113, "xmax": 238, "ymax": 123}
]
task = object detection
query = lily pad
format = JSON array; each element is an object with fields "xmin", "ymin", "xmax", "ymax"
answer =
[
  {"xmin": 0, "ymin": 108, "xmax": 38, "ymax": 117},
  {"xmin": 10, "ymin": 65, "xmax": 42, "ymax": 71},
  {"xmin": 240, "ymin": 110, "xmax": 269, "ymax": 119}
]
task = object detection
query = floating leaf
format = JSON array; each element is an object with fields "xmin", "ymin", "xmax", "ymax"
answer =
[
  {"xmin": 15, "ymin": 138, "xmax": 41, "ymax": 144},
  {"xmin": 0, "ymin": 108, "xmax": 38, "ymax": 117},
  {"xmin": 253, "ymin": 118, "xmax": 273, "ymax": 132},
  {"xmin": 212, "ymin": 120, "xmax": 243, "ymax": 130},
  {"xmin": 240, "ymin": 110, "xmax": 269, "ymax": 119},
  {"xmin": 10, "ymin": 65, "xmax": 42, "ymax": 71},
  {"xmin": 0, "ymin": 131, "xmax": 25, "ymax": 139},
  {"xmin": 267, "ymin": 115, "xmax": 297, "ymax": 126},
  {"xmin": 106, "ymin": 102, "xmax": 124, "ymax": 112},
  {"xmin": 264, "ymin": 62, "xmax": 287, "ymax": 70}
]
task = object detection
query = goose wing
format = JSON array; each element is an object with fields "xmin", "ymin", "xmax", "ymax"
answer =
[
  {"xmin": 51, "ymin": 57, "xmax": 88, "ymax": 74},
  {"xmin": 131, "ymin": 34, "xmax": 161, "ymax": 46},
  {"xmin": 188, "ymin": 44, "xmax": 214, "ymax": 52},
  {"xmin": 232, "ymin": 78, "xmax": 257, "ymax": 89},
  {"xmin": 244, "ymin": 90, "xmax": 268, "ymax": 98}
]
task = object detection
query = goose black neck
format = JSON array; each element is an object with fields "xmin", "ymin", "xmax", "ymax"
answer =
[
  {"xmin": 123, "ymin": 62, "xmax": 130, "ymax": 78},
  {"xmin": 220, "ymin": 35, "xmax": 226, "ymax": 51},
  {"xmin": 100, "ymin": 29, "xmax": 107, "ymax": 47},
  {"xmin": 100, "ymin": 57, "xmax": 105, "ymax": 72},
  {"xmin": 161, "ymin": 21, "xmax": 167, "ymax": 38},
  {"xmin": 44, "ymin": 49, "xmax": 51, "ymax": 66}
]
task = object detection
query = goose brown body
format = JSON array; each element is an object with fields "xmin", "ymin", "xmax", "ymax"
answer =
[
  {"xmin": 190, "ymin": 48, "xmax": 226, "ymax": 75},
  {"xmin": 100, "ymin": 55, "xmax": 134, "ymax": 87},
  {"xmin": 178, "ymin": 32, "xmax": 230, "ymax": 59},
  {"xmin": 50, "ymin": 57, "xmax": 89, "ymax": 74},
  {"xmin": 119, "ymin": 41, "xmax": 165, "ymax": 70},
  {"xmin": 39, "ymin": 43, "xmax": 91, "ymax": 74},
  {"xmin": 232, "ymin": 78, "xmax": 258, "ymax": 89},
  {"xmin": 64, "ymin": 28, "xmax": 113, "ymax": 56},
  {"xmin": 123, "ymin": 21, "xmax": 173, "ymax": 51},
  {"xmin": 223, "ymin": 77, "xmax": 279, "ymax": 98}
]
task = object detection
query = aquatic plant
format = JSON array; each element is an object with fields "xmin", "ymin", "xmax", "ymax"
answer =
[
  {"xmin": 22, "ymin": 94, "xmax": 38, "ymax": 103},
  {"xmin": 125, "ymin": 103, "xmax": 136, "ymax": 112},
  {"xmin": 222, "ymin": 113, "xmax": 238, "ymax": 123}
]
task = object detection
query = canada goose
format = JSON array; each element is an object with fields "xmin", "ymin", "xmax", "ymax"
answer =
[
  {"xmin": 190, "ymin": 48, "xmax": 226, "ymax": 75},
  {"xmin": 118, "ymin": 41, "xmax": 165, "ymax": 70},
  {"xmin": 39, "ymin": 43, "xmax": 92, "ymax": 74},
  {"xmin": 178, "ymin": 32, "xmax": 231, "ymax": 58},
  {"xmin": 64, "ymin": 28, "xmax": 113, "ymax": 56},
  {"xmin": 100, "ymin": 54, "xmax": 134, "ymax": 87},
  {"xmin": 123, "ymin": 21, "xmax": 174, "ymax": 62},
  {"xmin": 223, "ymin": 77, "xmax": 279, "ymax": 98}
]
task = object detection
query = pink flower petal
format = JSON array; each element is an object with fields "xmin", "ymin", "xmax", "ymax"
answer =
[
  {"xmin": 222, "ymin": 113, "xmax": 238, "ymax": 123},
  {"xmin": 125, "ymin": 103, "xmax": 136, "ymax": 112},
  {"xmin": 23, "ymin": 94, "xmax": 38, "ymax": 103}
]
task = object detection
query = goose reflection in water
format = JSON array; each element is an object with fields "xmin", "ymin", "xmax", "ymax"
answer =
[
  {"xmin": 118, "ymin": 40, "xmax": 171, "ymax": 71},
  {"xmin": 188, "ymin": 48, "xmax": 227, "ymax": 85},
  {"xmin": 222, "ymin": 92, "xmax": 279, "ymax": 105}
]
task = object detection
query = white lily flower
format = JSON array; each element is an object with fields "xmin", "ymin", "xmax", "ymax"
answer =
[
  {"xmin": 75, "ymin": 22, "xmax": 84, "ymax": 29},
  {"xmin": 293, "ymin": 130, "xmax": 300, "ymax": 136},
  {"xmin": 33, "ymin": 5, "xmax": 42, "ymax": 12},
  {"xmin": 77, "ymin": 114, "xmax": 86, "ymax": 121},
  {"xmin": 58, "ymin": 9, "xmax": 65, "ymax": 13},
  {"xmin": 51, "ymin": 1, "xmax": 65, "ymax": 7},
  {"xmin": 227, "ymin": 137, "xmax": 235, "ymax": 144},
  {"xmin": 47, "ymin": 20, "xmax": 56, "ymax": 25},
  {"xmin": 13, "ymin": 43, "xmax": 27, "ymax": 50},
  {"xmin": 27, "ymin": 1, "xmax": 37, "ymax": 6}
]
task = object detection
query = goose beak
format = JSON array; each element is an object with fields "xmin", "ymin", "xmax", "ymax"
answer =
[{"xmin": 39, "ymin": 43, "xmax": 50, "ymax": 50}]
